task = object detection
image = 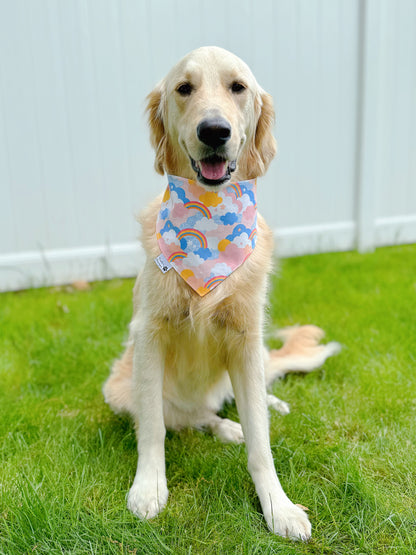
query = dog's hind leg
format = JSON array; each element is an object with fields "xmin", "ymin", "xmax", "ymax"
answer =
[
  {"xmin": 264, "ymin": 325, "xmax": 341, "ymax": 386},
  {"xmin": 162, "ymin": 400, "xmax": 245, "ymax": 444},
  {"xmin": 103, "ymin": 273, "xmax": 142, "ymax": 417},
  {"xmin": 204, "ymin": 414, "xmax": 244, "ymax": 444},
  {"xmin": 267, "ymin": 394, "xmax": 290, "ymax": 415},
  {"xmin": 103, "ymin": 342, "xmax": 135, "ymax": 416}
]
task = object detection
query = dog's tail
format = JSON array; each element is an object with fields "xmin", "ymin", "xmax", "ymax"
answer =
[{"xmin": 264, "ymin": 325, "xmax": 341, "ymax": 387}]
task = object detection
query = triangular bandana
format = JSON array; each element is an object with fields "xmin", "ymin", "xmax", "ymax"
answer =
[{"xmin": 156, "ymin": 174, "xmax": 257, "ymax": 296}]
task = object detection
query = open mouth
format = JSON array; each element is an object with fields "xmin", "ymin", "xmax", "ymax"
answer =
[{"xmin": 190, "ymin": 155, "xmax": 236, "ymax": 186}]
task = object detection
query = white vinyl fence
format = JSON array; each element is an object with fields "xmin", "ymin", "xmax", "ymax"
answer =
[{"xmin": 1, "ymin": 0, "xmax": 415, "ymax": 291}]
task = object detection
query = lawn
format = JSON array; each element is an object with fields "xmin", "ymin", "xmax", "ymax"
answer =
[{"xmin": 1, "ymin": 245, "xmax": 416, "ymax": 554}]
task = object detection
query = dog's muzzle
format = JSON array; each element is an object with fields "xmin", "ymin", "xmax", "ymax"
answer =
[{"xmin": 191, "ymin": 117, "xmax": 236, "ymax": 186}]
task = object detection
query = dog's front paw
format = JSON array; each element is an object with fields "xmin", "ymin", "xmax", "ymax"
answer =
[
  {"xmin": 264, "ymin": 500, "xmax": 311, "ymax": 540},
  {"xmin": 127, "ymin": 473, "xmax": 168, "ymax": 520}
]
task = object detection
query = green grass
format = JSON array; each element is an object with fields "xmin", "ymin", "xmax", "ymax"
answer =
[{"xmin": 1, "ymin": 245, "xmax": 416, "ymax": 554}]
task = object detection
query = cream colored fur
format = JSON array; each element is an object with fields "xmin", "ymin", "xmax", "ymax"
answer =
[{"xmin": 103, "ymin": 47, "xmax": 340, "ymax": 540}]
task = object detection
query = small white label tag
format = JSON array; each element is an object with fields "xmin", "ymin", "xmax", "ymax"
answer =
[{"xmin": 154, "ymin": 253, "xmax": 172, "ymax": 274}]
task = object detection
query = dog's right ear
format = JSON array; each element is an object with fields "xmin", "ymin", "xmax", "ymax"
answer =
[{"xmin": 146, "ymin": 84, "xmax": 166, "ymax": 175}]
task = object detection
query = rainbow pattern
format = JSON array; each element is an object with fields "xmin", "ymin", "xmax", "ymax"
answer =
[
  {"xmin": 168, "ymin": 251, "xmax": 187, "ymax": 262},
  {"xmin": 184, "ymin": 201, "xmax": 212, "ymax": 219},
  {"xmin": 177, "ymin": 228, "xmax": 208, "ymax": 248},
  {"xmin": 228, "ymin": 182, "xmax": 243, "ymax": 198},
  {"xmin": 249, "ymin": 228, "xmax": 257, "ymax": 241},
  {"xmin": 204, "ymin": 275, "xmax": 227, "ymax": 289}
]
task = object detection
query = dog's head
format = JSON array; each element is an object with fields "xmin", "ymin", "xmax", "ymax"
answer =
[{"xmin": 147, "ymin": 46, "xmax": 277, "ymax": 187}]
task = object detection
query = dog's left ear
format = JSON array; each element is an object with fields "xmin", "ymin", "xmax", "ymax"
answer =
[
  {"xmin": 146, "ymin": 83, "xmax": 166, "ymax": 175},
  {"xmin": 242, "ymin": 90, "xmax": 277, "ymax": 178}
]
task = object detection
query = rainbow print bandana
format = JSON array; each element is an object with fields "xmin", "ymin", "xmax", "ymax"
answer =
[{"xmin": 156, "ymin": 174, "xmax": 257, "ymax": 296}]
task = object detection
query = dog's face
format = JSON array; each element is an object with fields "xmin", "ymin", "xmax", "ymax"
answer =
[{"xmin": 147, "ymin": 47, "xmax": 277, "ymax": 187}]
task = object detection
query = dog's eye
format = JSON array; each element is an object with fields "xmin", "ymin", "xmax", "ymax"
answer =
[
  {"xmin": 176, "ymin": 83, "xmax": 193, "ymax": 96},
  {"xmin": 231, "ymin": 82, "xmax": 246, "ymax": 93}
]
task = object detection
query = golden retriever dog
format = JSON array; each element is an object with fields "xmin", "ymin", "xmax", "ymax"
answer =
[{"xmin": 103, "ymin": 46, "xmax": 340, "ymax": 540}]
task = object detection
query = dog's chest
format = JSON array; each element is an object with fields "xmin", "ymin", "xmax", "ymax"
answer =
[{"xmin": 158, "ymin": 297, "xmax": 245, "ymax": 392}]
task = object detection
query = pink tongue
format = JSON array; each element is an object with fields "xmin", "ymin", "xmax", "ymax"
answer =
[{"xmin": 199, "ymin": 160, "xmax": 227, "ymax": 180}]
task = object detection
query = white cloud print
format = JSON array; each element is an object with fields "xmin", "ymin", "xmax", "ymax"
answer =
[
  {"xmin": 169, "ymin": 189, "xmax": 182, "ymax": 206},
  {"xmin": 162, "ymin": 229, "xmax": 180, "ymax": 246},
  {"xmin": 232, "ymin": 232, "xmax": 251, "ymax": 248},
  {"xmin": 239, "ymin": 193, "xmax": 253, "ymax": 211},
  {"xmin": 210, "ymin": 262, "xmax": 233, "ymax": 276},
  {"xmin": 196, "ymin": 218, "xmax": 220, "ymax": 232},
  {"xmin": 206, "ymin": 235, "xmax": 220, "ymax": 250},
  {"xmin": 182, "ymin": 252, "xmax": 205, "ymax": 268},
  {"xmin": 211, "ymin": 195, "xmax": 238, "ymax": 216}
]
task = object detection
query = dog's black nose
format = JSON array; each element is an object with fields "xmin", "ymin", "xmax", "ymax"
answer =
[{"xmin": 197, "ymin": 118, "xmax": 231, "ymax": 149}]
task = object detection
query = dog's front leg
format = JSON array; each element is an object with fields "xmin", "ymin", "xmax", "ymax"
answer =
[
  {"xmin": 229, "ymin": 338, "xmax": 311, "ymax": 540},
  {"xmin": 126, "ymin": 319, "xmax": 168, "ymax": 520}
]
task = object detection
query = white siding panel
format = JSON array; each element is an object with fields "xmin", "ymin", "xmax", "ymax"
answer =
[
  {"xmin": 55, "ymin": 0, "xmax": 107, "ymax": 247},
  {"xmin": 0, "ymin": 1, "xmax": 48, "ymax": 253},
  {"xmin": 375, "ymin": 0, "xmax": 416, "ymax": 219},
  {"xmin": 85, "ymin": 0, "xmax": 134, "ymax": 245},
  {"xmin": 117, "ymin": 1, "xmax": 158, "ymax": 210},
  {"xmin": 28, "ymin": 2, "xmax": 79, "ymax": 249},
  {"xmin": 260, "ymin": 0, "xmax": 359, "ymax": 229},
  {"xmin": 0, "ymin": 73, "xmax": 15, "ymax": 254}
]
